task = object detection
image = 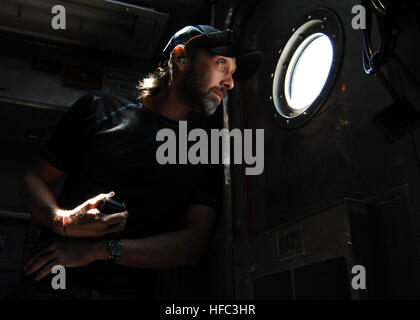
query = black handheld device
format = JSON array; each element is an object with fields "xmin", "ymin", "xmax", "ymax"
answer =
[{"xmin": 99, "ymin": 197, "xmax": 127, "ymax": 214}]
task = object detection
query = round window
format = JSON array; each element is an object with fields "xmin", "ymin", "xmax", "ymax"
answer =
[
  {"xmin": 284, "ymin": 33, "xmax": 333, "ymax": 111},
  {"xmin": 272, "ymin": 8, "xmax": 343, "ymax": 129}
]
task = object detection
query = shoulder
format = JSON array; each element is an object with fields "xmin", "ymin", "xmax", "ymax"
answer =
[
  {"xmin": 72, "ymin": 91, "xmax": 135, "ymax": 113},
  {"xmin": 67, "ymin": 91, "xmax": 140, "ymax": 123}
]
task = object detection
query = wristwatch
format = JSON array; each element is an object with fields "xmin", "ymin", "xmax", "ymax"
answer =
[{"xmin": 106, "ymin": 239, "xmax": 123, "ymax": 262}]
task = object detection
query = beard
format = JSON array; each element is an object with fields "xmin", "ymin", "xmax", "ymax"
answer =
[{"xmin": 178, "ymin": 66, "xmax": 225, "ymax": 117}]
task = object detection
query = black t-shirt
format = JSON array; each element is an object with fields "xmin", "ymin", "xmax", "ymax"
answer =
[{"xmin": 38, "ymin": 91, "xmax": 221, "ymax": 296}]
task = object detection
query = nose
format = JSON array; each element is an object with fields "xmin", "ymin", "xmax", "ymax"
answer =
[{"xmin": 221, "ymin": 72, "xmax": 234, "ymax": 90}]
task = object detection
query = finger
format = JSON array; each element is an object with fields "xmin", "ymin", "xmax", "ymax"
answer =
[
  {"xmin": 28, "ymin": 238, "xmax": 55, "ymax": 256},
  {"xmin": 101, "ymin": 211, "xmax": 128, "ymax": 225},
  {"xmin": 35, "ymin": 260, "xmax": 60, "ymax": 281},
  {"xmin": 93, "ymin": 191, "xmax": 115, "ymax": 203},
  {"xmin": 86, "ymin": 208, "xmax": 101, "ymax": 215},
  {"xmin": 106, "ymin": 191, "xmax": 115, "ymax": 199},
  {"xmin": 87, "ymin": 194, "xmax": 107, "ymax": 207},
  {"xmin": 87, "ymin": 191, "xmax": 116, "ymax": 209},
  {"xmin": 24, "ymin": 244, "xmax": 56, "ymax": 271},
  {"xmin": 26, "ymin": 251, "xmax": 60, "ymax": 276}
]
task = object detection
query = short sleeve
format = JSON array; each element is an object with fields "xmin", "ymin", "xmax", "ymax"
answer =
[
  {"xmin": 189, "ymin": 163, "xmax": 223, "ymax": 213},
  {"xmin": 40, "ymin": 92, "xmax": 99, "ymax": 171}
]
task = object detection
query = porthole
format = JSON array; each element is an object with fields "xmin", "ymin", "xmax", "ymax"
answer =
[{"xmin": 272, "ymin": 8, "xmax": 343, "ymax": 129}]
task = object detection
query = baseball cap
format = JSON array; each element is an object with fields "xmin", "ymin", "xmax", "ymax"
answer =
[{"xmin": 162, "ymin": 25, "xmax": 262, "ymax": 80}]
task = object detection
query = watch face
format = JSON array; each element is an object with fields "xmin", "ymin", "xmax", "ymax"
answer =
[
  {"xmin": 107, "ymin": 240, "xmax": 123, "ymax": 260},
  {"xmin": 111, "ymin": 241, "xmax": 123, "ymax": 255}
]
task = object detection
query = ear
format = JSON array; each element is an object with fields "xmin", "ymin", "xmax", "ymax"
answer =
[{"xmin": 172, "ymin": 45, "xmax": 188, "ymax": 71}]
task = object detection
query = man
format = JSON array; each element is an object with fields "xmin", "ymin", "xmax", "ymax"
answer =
[{"xmin": 17, "ymin": 25, "xmax": 262, "ymax": 299}]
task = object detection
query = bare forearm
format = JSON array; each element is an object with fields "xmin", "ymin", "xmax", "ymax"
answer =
[
  {"xmin": 20, "ymin": 173, "xmax": 64, "ymax": 234},
  {"xmin": 95, "ymin": 205, "xmax": 215, "ymax": 269},
  {"xmin": 96, "ymin": 229, "xmax": 207, "ymax": 269}
]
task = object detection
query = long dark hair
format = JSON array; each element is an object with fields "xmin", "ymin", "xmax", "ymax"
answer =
[{"xmin": 137, "ymin": 47, "xmax": 199, "ymax": 100}]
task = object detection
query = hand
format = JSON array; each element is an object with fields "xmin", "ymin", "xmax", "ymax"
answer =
[
  {"xmin": 23, "ymin": 238, "xmax": 105, "ymax": 281},
  {"xmin": 56, "ymin": 191, "xmax": 128, "ymax": 238}
]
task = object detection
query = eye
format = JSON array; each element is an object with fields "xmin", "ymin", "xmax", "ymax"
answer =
[{"xmin": 216, "ymin": 58, "xmax": 226, "ymax": 65}]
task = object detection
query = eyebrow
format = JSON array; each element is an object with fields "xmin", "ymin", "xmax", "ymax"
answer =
[{"xmin": 218, "ymin": 56, "xmax": 237, "ymax": 74}]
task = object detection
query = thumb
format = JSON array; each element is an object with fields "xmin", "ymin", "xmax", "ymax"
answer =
[
  {"xmin": 106, "ymin": 191, "xmax": 115, "ymax": 199},
  {"xmin": 87, "ymin": 191, "xmax": 115, "ymax": 208}
]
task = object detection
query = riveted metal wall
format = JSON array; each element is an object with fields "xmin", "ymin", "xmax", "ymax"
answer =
[
  {"xmin": 230, "ymin": 0, "xmax": 420, "ymax": 242},
  {"xmin": 222, "ymin": 0, "xmax": 420, "ymax": 298}
]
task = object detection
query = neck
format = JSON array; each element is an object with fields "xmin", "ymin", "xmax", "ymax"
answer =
[{"xmin": 142, "ymin": 86, "xmax": 189, "ymax": 121}]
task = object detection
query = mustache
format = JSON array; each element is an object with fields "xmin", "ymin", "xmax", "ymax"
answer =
[{"xmin": 209, "ymin": 87, "xmax": 227, "ymax": 98}]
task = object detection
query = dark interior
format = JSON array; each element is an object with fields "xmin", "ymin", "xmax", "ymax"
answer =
[{"xmin": 1, "ymin": 0, "xmax": 420, "ymax": 300}]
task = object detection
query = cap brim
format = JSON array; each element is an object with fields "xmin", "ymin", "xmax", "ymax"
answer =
[
  {"xmin": 235, "ymin": 50, "xmax": 263, "ymax": 80},
  {"xmin": 207, "ymin": 46, "xmax": 263, "ymax": 80}
]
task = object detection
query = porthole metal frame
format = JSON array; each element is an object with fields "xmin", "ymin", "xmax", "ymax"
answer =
[{"xmin": 272, "ymin": 8, "xmax": 344, "ymax": 129}]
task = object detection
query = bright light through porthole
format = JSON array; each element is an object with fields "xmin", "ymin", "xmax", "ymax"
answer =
[
  {"xmin": 284, "ymin": 33, "xmax": 334, "ymax": 111},
  {"xmin": 272, "ymin": 8, "xmax": 343, "ymax": 128}
]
